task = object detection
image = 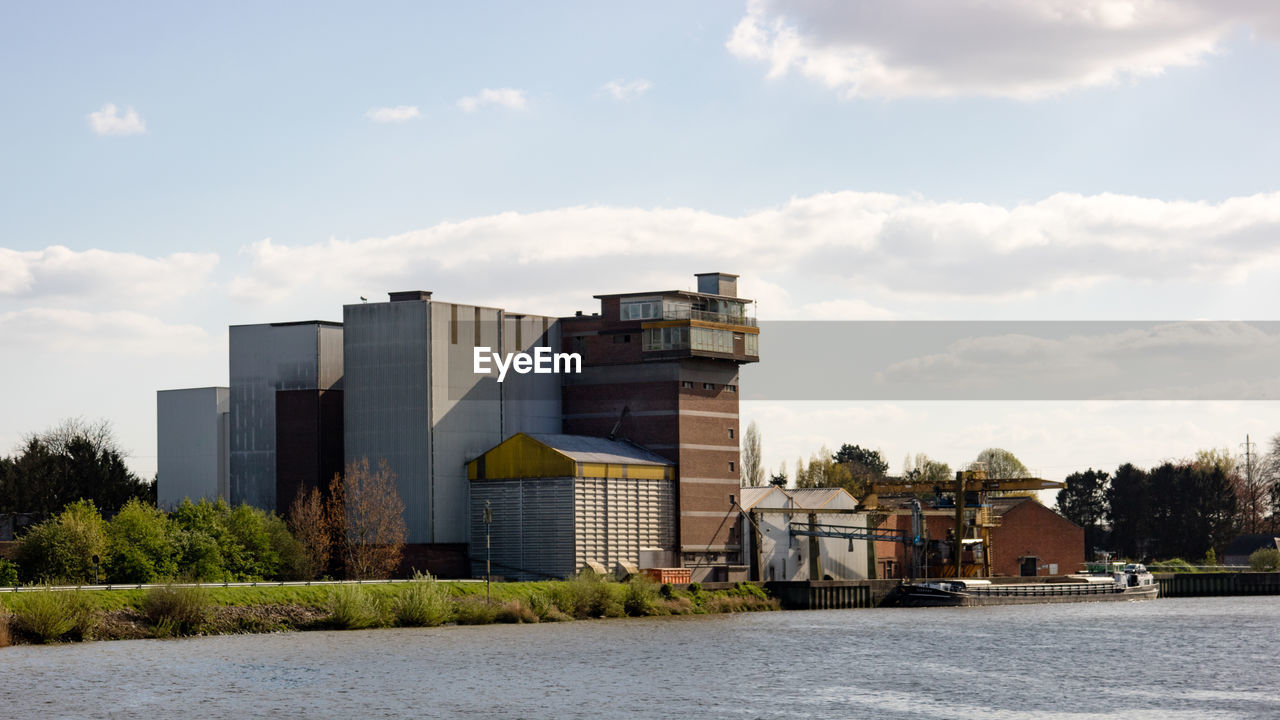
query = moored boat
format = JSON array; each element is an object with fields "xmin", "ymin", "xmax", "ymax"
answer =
[{"xmin": 887, "ymin": 562, "xmax": 1159, "ymax": 607}]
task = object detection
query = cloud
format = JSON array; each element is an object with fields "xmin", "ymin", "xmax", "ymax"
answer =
[
  {"xmin": 457, "ymin": 88, "xmax": 528, "ymax": 112},
  {"xmin": 365, "ymin": 105, "xmax": 421, "ymax": 123},
  {"xmin": 0, "ymin": 308, "xmax": 213, "ymax": 356},
  {"xmin": 88, "ymin": 103, "xmax": 146, "ymax": 135},
  {"xmin": 226, "ymin": 190, "xmax": 1280, "ymax": 312},
  {"xmin": 0, "ymin": 246, "xmax": 218, "ymax": 306},
  {"xmin": 727, "ymin": 0, "xmax": 1280, "ymax": 99},
  {"xmin": 601, "ymin": 78, "xmax": 653, "ymax": 101}
]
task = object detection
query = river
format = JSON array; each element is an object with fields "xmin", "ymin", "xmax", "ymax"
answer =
[{"xmin": 3, "ymin": 596, "xmax": 1276, "ymax": 719}]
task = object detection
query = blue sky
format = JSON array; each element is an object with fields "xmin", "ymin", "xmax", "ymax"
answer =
[{"xmin": 3, "ymin": 1, "xmax": 1280, "ymax": 480}]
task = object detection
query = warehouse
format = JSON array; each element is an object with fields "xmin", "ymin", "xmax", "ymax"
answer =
[{"xmin": 467, "ymin": 433, "xmax": 676, "ymax": 580}]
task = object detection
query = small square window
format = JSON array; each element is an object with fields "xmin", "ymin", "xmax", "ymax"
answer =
[
  {"xmin": 729, "ymin": 461, "xmax": 735, "ymax": 472},
  {"xmin": 680, "ymin": 381, "xmax": 694, "ymax": 389},
  {"xmin": 724, "ymin": 384, "xmax": 737, "ymax": 393},
  {"xmin": 703, "ymin": 382, "xmax": 715, "ymax": 390}
]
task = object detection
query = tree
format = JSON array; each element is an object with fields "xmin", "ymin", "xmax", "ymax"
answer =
[
  {"xmin": 903, "ymin": 453, "xmax": 952, "ymax": 486},
  {"xmin": 794, "ymin": 448, "xmax": 852, "ymax": 490},
  {"xmin": 1057, "ymin": 469, "xmax": 1109, "ymax": 552},
  {"xmin": 1106, "ymin": 463, "xmax": 1149, "ymax": 559},
  {"xmin": 740, "ymin": 421, "xmax": 765, "ymax": 487},
  {"xmin": 288, "ymin": 486, "xmax": 332, "ymax": 580},
  {"xmin": 832, "ymin": 444, "xmax": 888, "ymax": 498},
  {"xmin": 105, "ymin": 498, "xmax": 177, "ymax": 583},
  {"xmin": 1255, "ymin": 433, "xmax": 1280, "ymax": 532},
  {"xmin": 15, "ymin": 499, "xmax": 107, "ymax": 583},
  {"xmin": 333, "ymin": 458, "xmax": 407, "ymax": 580},
  {"xmin": 969, "ymin": 448, "xmax": 1030, "ymax": 479},
  {"xmin": 768, "ymin": 463, "xmax": 787, "ymax": 487},
  {"xmin": 0, "ymin": 418, "xmax": 151, "ymax": 516}
]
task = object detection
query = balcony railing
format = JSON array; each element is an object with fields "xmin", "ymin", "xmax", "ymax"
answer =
[{"xmin": 661, "ymin": 307, "xmax": 757, "ymax": 327}]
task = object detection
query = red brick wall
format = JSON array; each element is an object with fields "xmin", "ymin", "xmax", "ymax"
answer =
[{"xmin": 990, "ymin": 501, "xmax": 1084, "ymax": 577}]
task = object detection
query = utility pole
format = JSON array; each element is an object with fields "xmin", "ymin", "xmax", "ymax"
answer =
[{"xmin": 1241, "ymin": 435, "xmax": 1257, "ymax": 533}]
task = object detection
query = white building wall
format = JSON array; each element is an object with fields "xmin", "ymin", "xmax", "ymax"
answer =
[{"xmin": 157, "ymin": 387, "xmax": 229, "ymax": 510}]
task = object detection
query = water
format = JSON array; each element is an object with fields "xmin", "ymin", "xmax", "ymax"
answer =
[{"xmin": 4, "ymin": 597, "xmax": 1277, "ymax": 719}]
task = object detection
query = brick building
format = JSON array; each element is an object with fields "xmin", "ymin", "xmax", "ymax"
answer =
[
  {"xmin": 875, "ymin": 497, "xmax": 1084, "ymax": 579},
  {"xmin": 560, "ymin": 272, "xmax": 758, "ymax": 578}
]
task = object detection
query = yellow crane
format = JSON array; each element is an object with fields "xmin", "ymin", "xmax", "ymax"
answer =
[{"xmin": 863, "ymin": 470, "xmax": 1064, "ymax": 578}]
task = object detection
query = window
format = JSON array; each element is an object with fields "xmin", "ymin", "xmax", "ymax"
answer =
[
  {"xmin": 729, "ymin": 461, "xmax": 735, "ymax": 472},
  {"xmin": 703, "ymin": 382, "xmax": 715, "ymax": 390},
  {"xmin": 691, "ymin": 327, "xmax": 733, "ymax": 354},
  {"xmin": 728, "ymin": 428, "xmax": 734, "ymax": 439},
  {"xmin": 681, "ymin": 381, "xmax": 694, "ymax": 389},
  {"xmin": 725, "ymin": 384, "xmax": 737, "ymax": 393},
  {"xmin": 612, "ymin": 334, "xmax": 630, "ymax": 344},
  {"xmin": 643, "ymin": 326, "xmax": 689, "ymax": 351},
  {"xmin": 745, "ymin": 334, "xmax": 758, "ymax": 356},
  {"xmin": 620, "ymin": 299, "xmax": 662, "ymax": 321}
]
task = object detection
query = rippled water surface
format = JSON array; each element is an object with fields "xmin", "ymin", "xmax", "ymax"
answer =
[{"xmin": 4, "ymin": 596, "xmax": 1277, "ymax": 719}]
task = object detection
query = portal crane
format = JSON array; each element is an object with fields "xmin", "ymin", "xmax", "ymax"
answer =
[{"xmin": 863, "ymin": 470, "xmax": 1064, "ymax": 579}]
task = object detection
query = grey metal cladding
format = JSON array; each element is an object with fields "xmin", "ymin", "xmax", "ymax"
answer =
[
  {"xmin": 229, "ymin": 323, "xmax": 333, "ymax": 512},
  {"xmin": 342, "ymin": 301, "xmax": 432, "ymax": 542},
  {"xmin": 471, "ymin": 478, "xmax": 575, "ymax": 580}
]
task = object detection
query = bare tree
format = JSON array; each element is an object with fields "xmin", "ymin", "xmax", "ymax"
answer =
[
  {"xmin": 333, "ymin": 458, "xmax": 407, "ymax": 580},
  {"xmin": 740, "ymin": 421, "xmax": 765, "ymax": 487},
  {"xmin": 287, "ymin": 486, "xmax": 331, "ymax": 580}
]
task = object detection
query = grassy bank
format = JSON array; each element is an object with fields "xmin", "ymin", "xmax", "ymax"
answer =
[{"xmin": 0, "ymin": 575, "xmax": 778, "ymax": 646}]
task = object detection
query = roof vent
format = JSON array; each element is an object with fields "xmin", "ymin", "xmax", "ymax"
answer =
[{"xmin": 388, "ymin": 291, "xmax": 433, "ymax": 302}]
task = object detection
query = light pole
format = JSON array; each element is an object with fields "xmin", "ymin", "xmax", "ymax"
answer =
[{"xmin": 484, "ymin": 500, "xmax": 492, "ymax": 604}]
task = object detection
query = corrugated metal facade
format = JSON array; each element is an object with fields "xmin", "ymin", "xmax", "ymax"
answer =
[
  {"xmin": 157, "ymin": 387, "xmax": 229, "ymax": 510},
  {"xmin": 471, "ymin": 475, "xmax": 675, "ymax": 580},
  {"xmin": 575, "ymin": 477, "xmax": 675, "ymax": 572},
  {"xmin": 343, "ymin": 301, "xmax": 433, "ymax": 541},
  {"xmin": 344, "ymin": 297, "xmax": 562, "ymax": 545},
  {"xmin": 229, "ymin": 322, "xmax": 342, "ymax": 511}
]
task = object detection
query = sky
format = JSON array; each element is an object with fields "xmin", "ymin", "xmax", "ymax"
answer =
[{"xmin": 3, "ymin": 1, "xmax": 1280, "ymax": 487}]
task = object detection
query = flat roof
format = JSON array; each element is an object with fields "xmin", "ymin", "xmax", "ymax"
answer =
[
  {"xmin": 592, "ymin": 289, "xmax": 754, "ymax": 302},
  {"xmin": 228, "ymin": 320, "xmax": 343, "ymax": 329}
]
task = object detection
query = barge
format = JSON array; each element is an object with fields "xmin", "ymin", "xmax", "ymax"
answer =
[{"xmin": 887, "ymin": 563, "xmax": 1159, "ymax": 607}]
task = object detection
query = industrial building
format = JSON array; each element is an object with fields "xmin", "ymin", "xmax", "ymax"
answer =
[
  {"xmin": 467, "ymin": 433, "xmax": 675, "ymax": 580},
  {"xmin": 739, "ymin": 486, "xmax": 869, "ymax": 582},
  {"xmin": 156, "ymin": 387, "xmax": 229, "ymax": 510},
  {"xmin": 873, "ymin": 496, "xmax": 1084, "ymax": 578},
  {"xmin": 228, "ymin": 321, "xmax": 344, "ymax": 512},
  {"xmin": 158, "ymin": 272, "xmax": 757, "ymax": 581}
]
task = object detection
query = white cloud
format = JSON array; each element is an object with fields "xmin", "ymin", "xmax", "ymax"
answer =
[
  {"xmin": 226, "ymin": 190, "xmax": 1280, "ymax": 312},
  {"xmin": 88, "ymin": 103, "xmax": 146, "ymax": 135},
  {"xmin": 601, "ymin": 78, "xmax": 653, "ymax": 101},
  {"xmin": 0, "ymin": 245, "xmax": 218, "ymax": 306},
  {"xmin": 727, "ymin": 0, "xmax": 1280, "ymax": 99},
  {"xmin": 0, "ymin": 308, "xmax": 213, "ymax": 356},
  {"xmin": 457, "ymin": 88, "xmax": 528, "ymax": 112},
  {"xmin": 365, "ymin": 105, "xmax": 421, "ymax": 123}
]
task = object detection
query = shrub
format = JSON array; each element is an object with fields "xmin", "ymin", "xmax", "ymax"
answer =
[
  {"xmin": 393, "ymin": 573, "xmax": 451, "ymax": 627},
  {"xmin": 105, "ymin": 498, "xmax": 177, "ymax": 583},
  {"xmin": 528, "ymin": 592, "xmax": 568, "ymax": 622},
  {"xmin": 0, "ymin": 558, "xmax": 18, "ymax": 587},
  {"xmin": 621, "ymin": 575, "xmax": 659, "ymax": 616},
  {"xmin": 494, "ymin": 599, "xmax": 538, "ymax": 624},
  {"xmin": 143, "ymin": 584, "xmax": 209, "ymax": 636},
  {"xmin": 326, "ymin": 584, "xmax": 382, "ymax": 629},
  {"xmin": 0, "ymin": 610, "xmax": 11, "ymax": 647},
  {"xmin": 15, "ymin": 500, "xmax": 107, "ymax": 583},
  {"xmin": 12, "ymin": 589, "xmax": 93, "ymax": 643},
  {"xmin": 1150, "ymin": 558, "xmax": 1197, "ymax": 573},
  {"xmin": 1249, "ymin": 548, "xmax": 1280, "ymax": 572},
  {"xmin": 703, "ymin": 594, "xmax": 779, "ymax": 613},
  {"xmin": 453, "ymin": 596, "xmax": 498, "ymax": 625},
  {"xmin": 551, "ymin": 571, "xmax": 623, "ymax": 619},
  {"xmin": 659, "ymin": 582, "xmax": 674, "ymax": 599}
]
